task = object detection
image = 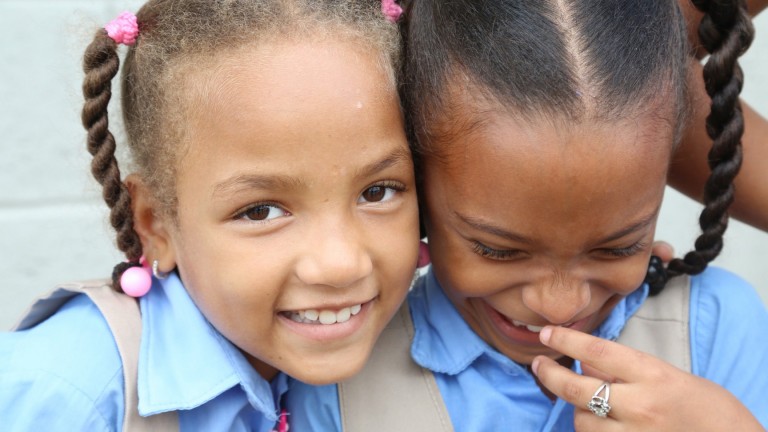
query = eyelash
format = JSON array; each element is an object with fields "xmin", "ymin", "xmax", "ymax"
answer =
[
  {"xmin": 601, "ymin": 241, "xmax": 647, "ymax": 258},
  {"xmin": 471, "ymin": 242, "xmax": 524, "ymax": 261},
  {"xmin": 472, "ymin": 241, "xmax": 647, "ymax": 260}
]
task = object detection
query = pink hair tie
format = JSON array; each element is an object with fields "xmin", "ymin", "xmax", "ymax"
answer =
[
  {"xmin": 381, "ymin": 0, "xmax": 403, "ymax": 23},
  {"xmin": 120, "ymin": 255, "xmax": 152, "ymax": 297},
  {"xmin": 105, "ymin": 11, "xmax": 139, "ymax": 45}
]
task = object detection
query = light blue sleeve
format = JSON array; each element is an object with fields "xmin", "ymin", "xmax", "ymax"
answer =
[
  {"xmin": 284, "ymin": 380, "xmax": 342, "ymax": 431},
  {"xmin": 0, "ymin": 295, "xmax": 125, "ymax": 431},
  {"xmin": 689, "ymin": 267, "xmax": 768, "ymax": 426},
  {"xmin": 0, "ymin": 370, "xmax": 114, "ymax": 431}
]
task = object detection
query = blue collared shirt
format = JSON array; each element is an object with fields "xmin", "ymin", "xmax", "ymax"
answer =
[
  {"xmin": 285, "ymin": 266, "xmax": 768, "ymax": 431},
  {"xmin": 0, "ymin": 273, "xmax": 289, "ymax": 431}
]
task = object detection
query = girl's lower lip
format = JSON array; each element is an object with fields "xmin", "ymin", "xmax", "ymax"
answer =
[
  {"xmin": 278, "ymin": 300, "xmax": 373, "ymax": 342},
  {"xmin": 483, "ymin": 302, "xmax": 592, "ymax": 346}
]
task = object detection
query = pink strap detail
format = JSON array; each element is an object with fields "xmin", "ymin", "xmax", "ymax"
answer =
[
  {"xmin": 381, "ymin": 0, "xmax": 403, "ymax": 23},
  {"xmin": 105, "ymin": 11, "xmax": 139, "ymax": 45},
  {"xmin": 271, "ymin": 409, "xmax": 289, "ymax": 432}
]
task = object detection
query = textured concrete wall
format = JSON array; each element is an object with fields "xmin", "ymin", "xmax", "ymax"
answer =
[{"xmin": 1, "ymin": 2, "xmax": 767, "ymax": 329}]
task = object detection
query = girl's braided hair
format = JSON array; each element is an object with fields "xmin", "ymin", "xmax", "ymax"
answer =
[
  {"xmin": 401, "ymin": 0, "xmax": 753, "ymax": 295},
  {"xmin": 662, "ymin": 0, "xmax": 754, "ymax": 293},
  {"xmin": 80, "ymin": 0, "xmax": 401, "ymax": 291}
]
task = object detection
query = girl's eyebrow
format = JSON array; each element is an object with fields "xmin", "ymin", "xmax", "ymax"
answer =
[
  {"xmin": 212, "ymin": 174, "xmax": 306, "ymax": 199},
  {"xmin": 455, "ymin": 212, "xmax": 533, "ymax": 244},
  {"xmin": 456, "ymin": 205, "xmax": 660, "ymax": 245},
  {"xmin": 354, "ymin": 146, "xmax": 412, "ymax": 180},
  {"xmin": 211, "ymin": 147, "xmax": 412, "ymax": 199},
  {"xmin": 595, "ymin": 206, "xmax": 660, "ymax": 244}
]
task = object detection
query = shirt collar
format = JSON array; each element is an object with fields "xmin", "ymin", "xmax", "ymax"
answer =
[
  {"xmin": 409, "ymin": 268, "xmax": 649, "ymax": 376},
  {"xmin": 409, "ymin": 270, "xmax": 501, "ymax": 375},
  {"xmin": 137, "ymin": 272, "xmax": 286, "ymax": 421}
]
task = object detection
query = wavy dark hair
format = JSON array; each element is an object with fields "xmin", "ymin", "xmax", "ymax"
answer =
[{"xmin": 401, "ymin": 0, "xmax": 754, "ymax": 295}]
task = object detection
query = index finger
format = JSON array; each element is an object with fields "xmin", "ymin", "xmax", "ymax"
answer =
[{"xmin": 539, "ymin": 325, "xmax": 658, "ymax": 381}]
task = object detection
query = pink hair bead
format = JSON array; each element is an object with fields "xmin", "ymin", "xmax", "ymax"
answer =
[
  {"xmin": 381, "ymin": 0, "xmax": 403, "ymax": 23},
  {"xmin": 121, "ymin": 266, "xmax": 152, "ymax": 297},
  {"xmin": 105, "ymin": 11, "xmax": 139, "ymax": 46}
]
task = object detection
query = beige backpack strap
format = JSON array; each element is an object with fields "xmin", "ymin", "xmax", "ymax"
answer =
[
  {"xmin": 14, "ymin": 281, "xmax": 179, "ymax": 431},
  {"xmin": 338, "ymin": 301, "xmax": 454, "ymax": 432},
  {"xmin": 616, "ymin": 275, "xmax": 692, "ymax": 372}
]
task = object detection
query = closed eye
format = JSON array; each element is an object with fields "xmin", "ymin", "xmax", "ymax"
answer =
[
  {"xmin": 471, "ymin": 241, "xmax": 525, "ymax": 261},
  {"xmin": 599, "ymin": 241, "xmax": 647, "ymax": 258}
]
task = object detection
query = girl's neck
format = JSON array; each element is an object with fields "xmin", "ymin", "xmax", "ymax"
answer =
[{"xmin": 245, "ymin": 352, "xmax": 279, "ymax": 381}]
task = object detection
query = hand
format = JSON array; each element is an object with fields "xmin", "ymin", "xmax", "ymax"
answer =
[{"xmin": 531, "ymin": 326, "xmax": 764, "ymax": 431}]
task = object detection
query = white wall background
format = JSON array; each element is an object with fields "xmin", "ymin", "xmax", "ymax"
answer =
[{"xmin": 1, "ymin": 1, "xmax": 767, "ymax": 330}]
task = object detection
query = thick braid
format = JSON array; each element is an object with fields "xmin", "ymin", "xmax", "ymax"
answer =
[
  {"xmin": 654, "ymin": 0, "xmax": 753, "ymax": 294},
  {"xmin": 81, "ymin": 29, "xmax": 143, "ymax": 291}
]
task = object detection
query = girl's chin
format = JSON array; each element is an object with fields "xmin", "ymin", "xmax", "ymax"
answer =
[{"xmin": 286, "ymin": 356, "xmax": 368, "ymax": 385}]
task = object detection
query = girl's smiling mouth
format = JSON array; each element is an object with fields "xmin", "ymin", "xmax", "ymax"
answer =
[
  {"xmin": 283, "ymin": 303, "xmax": 364, "ymax": 324},
  {"xmin": 277, "ymin": 298, "xmax": 377, "ymax": 342},
  {"xmin": 482, "ymin": 301, "xmax": 593, "ymax": 346}
]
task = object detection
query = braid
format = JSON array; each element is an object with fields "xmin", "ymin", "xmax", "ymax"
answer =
[
  {"xmin": 653, "ymin": 0, "xmax": 754, "ymax": 295},
  {"xmin": 81, "ymin": 29, "xmax": 143, "ymax": 291}
]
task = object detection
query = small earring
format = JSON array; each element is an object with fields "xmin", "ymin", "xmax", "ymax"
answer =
[
  {"xmin": 644, "ymin": 255, "xmax": 668, "ymax": 295},
  {"xmin": 152, "ymin": 259, "xmax": 169, "ymax": 280}
]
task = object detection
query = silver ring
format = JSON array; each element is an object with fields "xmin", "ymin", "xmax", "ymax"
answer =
[{"xmin": 587, "ymin": 382, "xmax": 611, "ymax": 417}]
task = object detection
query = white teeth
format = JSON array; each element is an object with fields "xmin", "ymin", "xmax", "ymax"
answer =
[
  {"xmin": 512, "ymin": 319, "xmax": 544, "ymax": 333},
  {"xmin": 511, "ymin": 319, "xmax": 576, "ymax": 333},
  {"xmin": 319, "ymin": 310, "xmax": 337, "ymax": 325},
  {"xmin": 286, "ymin": 304, "xmax": 362, "ymax": 325},
  {"xmin": 336, "ymin": 307, "xmax": 351, "ymax": 323}
]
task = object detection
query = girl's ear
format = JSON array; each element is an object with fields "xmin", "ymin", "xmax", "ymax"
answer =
[{"xmin": 126, "ymin": 174, "xmax": 176, "ymax": 273}]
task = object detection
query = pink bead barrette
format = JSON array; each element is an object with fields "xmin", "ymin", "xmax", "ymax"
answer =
[
  {"xmin": 120, "ymin": 256, "xmax": 151, "ymax": 297},
  {"xmin": 105, "ymin": 11, "xmax": 139, "ymax": 45},
  {"xmin": 381, "ymin": 0, "xmax": 403, "ymax": 23}
]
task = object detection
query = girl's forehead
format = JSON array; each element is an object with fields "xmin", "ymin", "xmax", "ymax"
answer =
[
  {"xmin": 422, "ymin": 77, "xmax": 677, "ymax": 166},
  {"xmin": 422, "ymin": 111, "xmax": 670, "ymax": 247},
  {"xmin": 171, "ymin": 38, "xmax": 407, "ymax": 188},
  {"xmin": 421, "ymin": 100, "xmax": 672, "ymax": 232}
]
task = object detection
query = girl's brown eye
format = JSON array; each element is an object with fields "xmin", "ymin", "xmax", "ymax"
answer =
[
  {"xmin": 237, "ymin": 204, "xmax": 287, "ymax": 222},
  {"xmin": 245, "ymin": 206, "xmax": 271, "ymax": 221},
  {"xmin": 358, "ymin": 182, "xmax": 404, "ymax": 204},
  {"xmin": 362, "ymin": 186, "xmax": 387, "ymax": 202}
]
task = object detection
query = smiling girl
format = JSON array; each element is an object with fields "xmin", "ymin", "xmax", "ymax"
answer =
[
  {"xmin": 0, "ymin": 1, "xmax": 419, "ymax": 430},
  {"xmin": 287, "ymin": 0, "xmax": 768, "ymax": 430}
]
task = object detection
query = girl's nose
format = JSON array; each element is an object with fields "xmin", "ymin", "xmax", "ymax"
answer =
[
  {"xmin": 295, "ymin": 223, "xmax": 373, "ymax": 288},
  {"xmin": 522, "ymin": 272, "xmax": 592, "ymax": 324}
]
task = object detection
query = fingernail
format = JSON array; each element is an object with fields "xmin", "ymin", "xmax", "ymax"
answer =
[
  {"xmin": 531, "ymin": 357, "xmax": 540, "ymax": 376},
  {"xmin": 540, "ymin": 326, "xmax": 552, "ymax": 344}
]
